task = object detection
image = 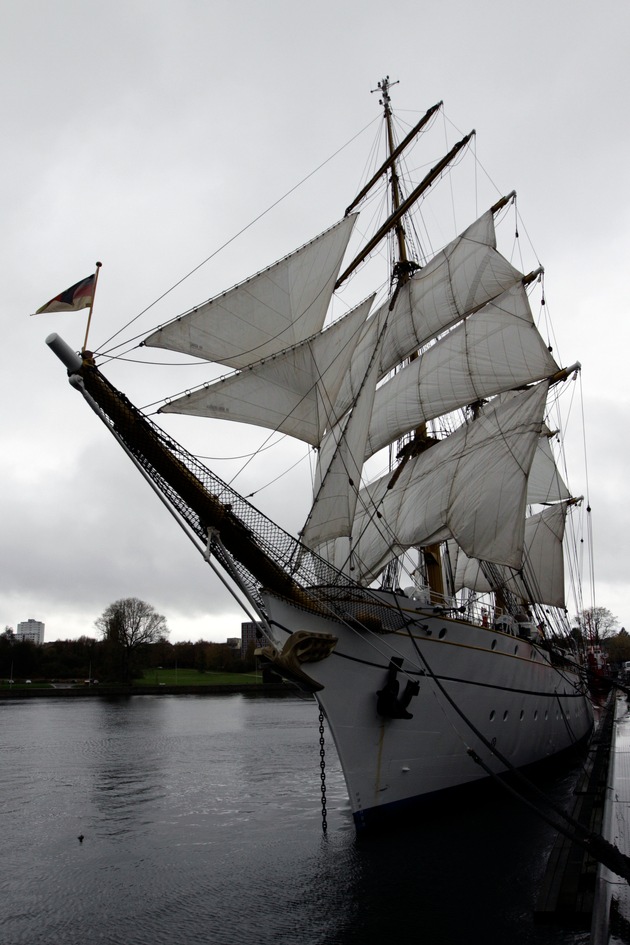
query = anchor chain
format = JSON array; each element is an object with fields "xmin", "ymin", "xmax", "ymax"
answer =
[{"xmin": 318, "ymin": 709, "xmax": 328, "ymax": 833}]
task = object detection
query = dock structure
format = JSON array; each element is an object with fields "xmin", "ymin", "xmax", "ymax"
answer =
[
  {"xmin": 535, "ymin": 690, "xmax": 630, "ymax": 942},
  {"xmin": 591, "ymin": 692, "xmax": 630, "ymax": 944}
]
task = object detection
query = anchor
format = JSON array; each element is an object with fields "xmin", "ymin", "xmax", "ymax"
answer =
[{"xmin": 377, "ymin": 657, "xmax": 420, "ymax": 720}]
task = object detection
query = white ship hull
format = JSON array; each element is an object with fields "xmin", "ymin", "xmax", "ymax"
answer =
[{"xmin": 263, "ymin": 592, "xmax": 594, "ymax": 829}]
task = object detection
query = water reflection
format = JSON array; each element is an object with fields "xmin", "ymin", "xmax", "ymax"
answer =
[
  {"xmin": 2, "ymin": 693, "xmax": 587, "ymax": 945},
  {"xmin": 88, "ymin": 698, "xmax": 169, "ymax": 838}
]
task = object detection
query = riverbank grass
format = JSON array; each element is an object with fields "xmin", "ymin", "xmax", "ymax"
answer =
[{"xmin": 135, "ymin": 668, "xmax": 263, "ymax": 687}]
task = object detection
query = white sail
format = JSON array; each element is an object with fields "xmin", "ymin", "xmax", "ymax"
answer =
[
  {"xmin": 527, "ymin": 433, "xmax": 570, "ymax": 503},
  {"xmin": 364, "ymin": 283, "xmax": 559, "ymax": 459},
  {"xmin": 382, "ymin": 210, "xmax": 525, "ymax": 368},
  {"xmin": 451, "ymin": 502, "xmax": 569, "ymax": 608},
  {"xmin": 160, "ymin": 297, "xmax": 373, "ymax": 444},
  {"xmin": 333, "ymin": 209, "xmax": 525, "ymax": 419},
  {"xmin": 301, "ymin": 354, "xmax": 381, "ymax": 548},
  {"xmin": 512, "ymin": 502, "xmax": 568, "ymax": 607},
  {"xmin": 449, "ymin": 542, "xmax": 492, "ymax": 595},
  {"xmin": 145, "ymin": 215, "xmax": 357, "ymax": 368},
  {"xmin": 343, "ymin": 383, "xmax": 548, "ymax": 583}
]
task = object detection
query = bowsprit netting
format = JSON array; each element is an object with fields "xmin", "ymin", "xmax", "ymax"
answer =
[{"xmin": 80, "ymin": 361, "xmax": 415, "ymax": 635}]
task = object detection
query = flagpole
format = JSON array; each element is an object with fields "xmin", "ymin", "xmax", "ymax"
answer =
[{"xmin": 82, "ymin": 261, "xmax": 102, "ymax": 354}]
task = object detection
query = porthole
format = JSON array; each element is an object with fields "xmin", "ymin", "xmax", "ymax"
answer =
[
  {"xmin": 439, "ymin": 627, "xmax": 447, "ymax": 639},
  {"xmin": 534, "ymin": 710, "xmax": 538, "ymax": 720},
  {"xmin": 519, "ymin": 709, "xmax": 524, "ymax": 721},
  {"xmin": 544, "ymin": 710, "xmax": 549, "ymax": 721},
  {"xmin": 491, "ymin": 640, "xmax": 497, "ymax": 650},
  {"xmin": 514, "ymin": 645, "xmax": 519, "ymax": 655},
  {"xmin": 503, "ymin": 710, "xmax": 509, "ymax": 721},
  {"xmin": 489, "ymin": 710, "xmax": 495, "ymax": 721}
]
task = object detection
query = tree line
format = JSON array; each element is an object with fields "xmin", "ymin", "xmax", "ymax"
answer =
[{"xmin": 2, "ymin": 597, "xmax": 256, "ymax": 684}]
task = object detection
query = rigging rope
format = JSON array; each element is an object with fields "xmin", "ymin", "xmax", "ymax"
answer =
[
  {"xmin": 577, "ymin": 370, "xmax": 597, "ymax": 611},
  {"xmin": 96, "ymin": 116, "xmax": 380, "ymax": 359}
]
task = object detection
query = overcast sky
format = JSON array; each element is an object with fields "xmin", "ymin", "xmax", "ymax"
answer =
[{"xmin": 2, "ymin": 0, "xmax": 628, "ymax": 643}]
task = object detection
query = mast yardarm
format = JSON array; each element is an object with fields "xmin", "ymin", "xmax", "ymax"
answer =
[
  {"xmin": 336, "ymin": 78, "xmax": 473, "ymax": 291},
  {"xmin": 335, "ymin": 130, "xmax": 474, "ymax": 290},
  {"xmin": 345, "ymin": 100, "xmax": 443, "ymax": 216}
]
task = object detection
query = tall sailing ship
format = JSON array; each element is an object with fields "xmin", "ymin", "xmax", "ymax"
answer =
[{"xmin": 47, "ymin": 79, "xmax": 594, "ymax": 829}]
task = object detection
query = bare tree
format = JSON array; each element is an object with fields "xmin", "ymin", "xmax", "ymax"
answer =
[
  {"xmin": 96, "ymin": 598, "xmax": 168, "ymax": 683},
  {"xmin": 575, "ymin": 606, "xmax": 619, "ymax": 642}
]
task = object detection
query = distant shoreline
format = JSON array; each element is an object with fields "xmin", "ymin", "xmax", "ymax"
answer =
[{"xmin": 0, "ymin": 682, "xmax": 292, "ymax": 698}]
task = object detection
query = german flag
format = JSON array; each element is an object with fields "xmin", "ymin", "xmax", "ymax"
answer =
[{"xmin": 35, "ymin": 273, "xmax": 96, "ymax": 315}]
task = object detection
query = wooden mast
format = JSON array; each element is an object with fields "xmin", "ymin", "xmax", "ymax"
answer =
[
  {"xmin": 379, "ymin": 76, "xmax": 411, "ymax": 269},
  {"xmin": 377, "ymin": 77, "xmax": 446, "ymax": 600}
]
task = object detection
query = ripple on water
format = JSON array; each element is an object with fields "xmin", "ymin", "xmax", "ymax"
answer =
[{"xmin": 2, "ymin": 693, "xmax": 586, "ymax": 945}]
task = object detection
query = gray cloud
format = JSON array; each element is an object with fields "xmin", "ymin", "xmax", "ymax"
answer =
[{"xmin": 2, "ymin": 0, "xmax": 628, "ymax": 640}]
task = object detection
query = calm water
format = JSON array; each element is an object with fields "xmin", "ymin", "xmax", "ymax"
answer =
[{"xmin": 1, "ymin": 693, "xmax": 589, "ymax": 945}]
